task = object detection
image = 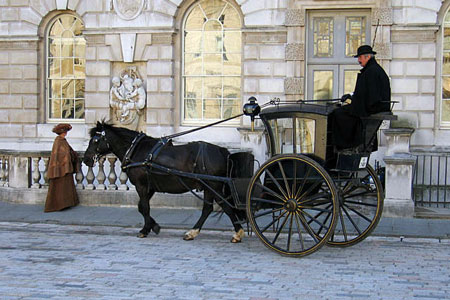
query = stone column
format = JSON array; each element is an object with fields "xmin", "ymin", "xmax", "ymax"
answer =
[{"xmin": 383, "ymin": 128, "xmax": 415, "ymax": 217}]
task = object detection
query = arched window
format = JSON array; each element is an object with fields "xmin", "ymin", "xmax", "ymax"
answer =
[
  {"xmin": 46, "ymin": 14, "xmax": 85, "ymax": 121},
  {"xmin": 182, "ymin": 0, "xmax": 242, "ymax": 123}
]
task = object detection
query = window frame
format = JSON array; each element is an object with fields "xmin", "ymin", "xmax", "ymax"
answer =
[{"xmin": 45, "ymin": 13, "xmax": 86, "ymax": 123}]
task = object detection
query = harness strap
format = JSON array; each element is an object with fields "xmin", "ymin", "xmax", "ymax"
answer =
[
  {"xmin": 122, "ymin": 132, "xmax": 146, "ymax": 169},
  {"xmin": 144, "ymin": 137, "xmax": 170, "ymax": 164}
]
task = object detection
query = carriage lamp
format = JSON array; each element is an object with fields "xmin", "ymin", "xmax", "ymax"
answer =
[{"xmin": 243, "ymin": 96, "xmax": 261, "ymax": 131}]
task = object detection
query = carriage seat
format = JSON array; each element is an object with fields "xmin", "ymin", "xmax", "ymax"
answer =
[{"xmin": 333, "ymin": 111, "xmax": 397, "ymax": 171}]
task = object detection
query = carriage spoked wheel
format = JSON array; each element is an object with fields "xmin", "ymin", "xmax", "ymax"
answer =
[
  {"xmin": 327, "ymin": 165, "xmax": 383, "ymax": 247},
  {"xmin": 246, "ymin": 154, "xmax": 339, "ymax": 257}
]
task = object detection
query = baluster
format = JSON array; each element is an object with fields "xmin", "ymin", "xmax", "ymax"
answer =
[
  {"xmin": 0, "ymin": 157, "xmax": 4, "ymax": 187},
  {"xmin": 42, "ymin": 157, "xmax": 49, "ymax": 188},
  {"xmin": 3, "ymin": 157, "xmax": 8, "ymax": 187},
  {"xmin": 31, "ymin": 157, "xmax": 41, "ymax": 188},
  {"xmin": 85, "ymin": 165, "xmax": 95, "ymax": 190},
  {"xmin": 75, "ymin": 160, "xmax": 84, "ymax": 189},
  {"xmin": 118, "ymin": 169, "xmax": 129, "ymax": 190},
  {"xmin": 97, "ymin": 157, "xmax": 106, "ymax": 190},
  {"xmin": 107, "ymin": 156, "xmax": 117, "ymax": 190}
]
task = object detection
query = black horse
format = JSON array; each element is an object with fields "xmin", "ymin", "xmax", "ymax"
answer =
[{"xmin": 83, "ymin": 121, "xmax": 245, "ymax": 242}]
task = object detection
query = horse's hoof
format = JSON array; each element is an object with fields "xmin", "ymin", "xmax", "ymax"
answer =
[
  {"xmin": 137, "ymin": 232, "xmax": 148, "ymax": 238},
  {"xmin": 183, "ymin": 229, "xmax": 200, "ymax": 241},
  {"xmin": 152, "ymin": 224, "xmax": 161, "ymax": 235},
  {"xmin": 230, "ymin": 228, "xmax": 245, "ymax": 243}
]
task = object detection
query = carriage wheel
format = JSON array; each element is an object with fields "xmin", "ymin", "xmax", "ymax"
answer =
[
  {"xmin": 246, "ymin": 154, "xmax": 338, "ymax": 257},
  {"xmin": 327, "ymin": 165, "xmax": 383, "ymax": 247}
]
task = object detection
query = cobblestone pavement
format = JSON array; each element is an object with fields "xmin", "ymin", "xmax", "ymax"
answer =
[{"xmin": 0, "ymin": 222, "xmax": 449, "ymax": 300}]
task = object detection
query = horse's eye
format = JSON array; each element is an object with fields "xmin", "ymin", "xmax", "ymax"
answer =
[{"xmin": 93, "ymin": 136, "xmax": 100, "ymax": 143}]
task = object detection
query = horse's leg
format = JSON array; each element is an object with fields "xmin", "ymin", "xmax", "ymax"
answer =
[
  {"xmin": 214, "ymin": 192, "xmax": 245, "ymax": 243},
  {"xmin": 136, "ymin": 188, "xmax": 160, "ymax": 238},
  {"xmin": 183, "ymin": 199, "xmax": 213, "ymax": 241}
]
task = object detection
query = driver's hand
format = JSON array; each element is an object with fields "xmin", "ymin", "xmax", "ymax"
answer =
[{"xmin": 340, "ymin": 94, "xmax": 352, "ymax": 102}]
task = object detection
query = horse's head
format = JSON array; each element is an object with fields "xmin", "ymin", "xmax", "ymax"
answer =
[{"xmin": 83, "ymin": 121, "xmax": 113, "ymax": 167}]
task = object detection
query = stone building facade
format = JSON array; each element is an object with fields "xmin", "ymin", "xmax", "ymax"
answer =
[{"xmin": 0, "ymin": 0, "xmax": 449, "ymax": 212}]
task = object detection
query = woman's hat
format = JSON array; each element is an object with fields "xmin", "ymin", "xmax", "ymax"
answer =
[
  {"xmin": 354, "ymin": 45, "xmax": 377, "ymax": 57},
  {"xmin": 52, "ymin": 123, "xmax": 72, "ymax": 134}
]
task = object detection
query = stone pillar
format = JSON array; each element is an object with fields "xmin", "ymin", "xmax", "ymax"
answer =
[{"xmin": 383, "ymin": 128, "xmax": 415, "ymax": 217}]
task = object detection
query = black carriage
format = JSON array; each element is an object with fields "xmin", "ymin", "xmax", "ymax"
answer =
[{"xmin": 242, "ymin": 99, "xmax": 397, "ymax": 256}]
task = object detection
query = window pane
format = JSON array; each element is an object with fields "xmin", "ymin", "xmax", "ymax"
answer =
[
  {"xmin": 204, "ymin": 20, "xmax": 222, "ymax": 31},
  {"xmin": 223, "ymin": 31, "xmax": 240, "ymax": 53},
  {"xmin": 203, "ymin": 76, "xmax": 222, "ymax": 98},
  {"xmin": 442, "ymin": 100, "xmax": 450, "ymax": 122},
  {"xmin": 221, "ymin": 4, "xmax": 240, "ymax": 29},
  {"xmin": 50, "ymin": 99, "xmax": 62, "ymax": 119},
  {"xmin": 61, "ymin": 58, "xmax": 74, "ymax": 78},
  {"xmin": 443, "ymin": 77, "xmax": 450, "ymax": 99},
  {"xmin": 223, "ymin": 98, "xmax": 239, "ymax": 118},
  {"xmin": 62, "ymin": 80, "xmax": 75, "ymax": 98},
  {"xmin": 344, "ymin": 70, "xmax": 358, "ymax": 94},
  {"xmin": 74, "ymin": 38, "xmax": 85, "ymax": 57},
  {"xmin": 75, "ymin": 99, "xmax": 85, "ymax": 118},
  {"xmin": 48, "ymin": 58, "xmax": 60, "ymax": 78},
  {"xmin": 184, "ymin": 53, "xmax": 202, "ymax": 75},
  {"xmin": 184, "ymin": 77, "xmax": 202, "ymax": 98},
  {"xmin": 185, "ymin": 6, "xmax": 204, "ymax": 30},
  {"xmin": 223, "ymin": 77, "xmax": 240, "ymax": 98},
  {"xmin": 204, "ymin": 54, "xmax": 222, "ymax": 75},
  {"xmin": 203, "ymin": 99, "xmax": 221, "ymax": 119},
  {"xmin": 75, "ymin": 79, "xmax": 84, "ymax": 98},
  {"xmin": 313, "ymin": 70, "xmax": 333, "ymax": 100},
  {"xmin": 185, "ymin": 98, "xmax": 202, "ymax": 119},
  {"xmin": 49, "ymin": 79, "xmax": 61, "ymax": 98},
  {"xmin": 314, "ymin": 17, "xmax": 333, "ymax": 57},
  {"xmin": 184, "ymin": 32, "xmax": 202, "ymax": 53},
  {"xmin": 203, "ymin": 31, "xmax": 222, "ymax": 53},
  {"xmin": 223, "ymin": 54, "xmax": 240, "ymax": 75},
  {"xmin": 201, "ymin": 0, "xmax": 226, "ymax": 20},
  {"xmin": 62, "ymin": 99, "xmax": 74, "ymax": 118},
  {"xmin": 444, "ymin": 28, "xmax": 450, "ymax": 50},
  {"xmin": 296, "ymin": 118, "xmax": 315, "ymax": 154},
  {"xmin": 443, "ymin": 52, "xmax": 450, "ymax": 75},
  {"xmin": 346, "ymin": 17, "xmax": 366, "ymax": 57}
]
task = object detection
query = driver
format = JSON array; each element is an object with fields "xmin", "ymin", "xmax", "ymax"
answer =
[{"xmin": 329, "ymin": 45, "xmax": 391, "ymax": 149}]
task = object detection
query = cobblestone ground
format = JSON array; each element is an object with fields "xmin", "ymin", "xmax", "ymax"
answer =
[{"xmin": 0, "ymin": 222, "xmax": 449, "ymax": 300}]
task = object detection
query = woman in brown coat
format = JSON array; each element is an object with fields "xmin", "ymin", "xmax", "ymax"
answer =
[{"xmin": 44, "ymin": 123, "xmax": 79, "ymax": 212}]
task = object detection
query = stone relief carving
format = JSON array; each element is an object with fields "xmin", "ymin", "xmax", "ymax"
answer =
[
  {"xmin": 372, "ymin": 7, "xmax": 393, "ymax": 25},
  {"xmin": 285, "ymin": 9, "xmax": 305, "ymax": 27},
  {"xmin": 284, "ymin": 77, "xmax": 304, "ymax": 95},
  {"xmin": 113, "ymin": 0, "xmax": 145, "ymax": 20},
  {"xmin": 109, "ymin": 67, "xmax": 146, "ymax": 130},
  {"xmin": 286, "ymin": 43, "xmax": 304, "ymax": 61}
]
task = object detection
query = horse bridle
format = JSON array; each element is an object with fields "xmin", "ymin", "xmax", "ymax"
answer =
[{"xmin": 91, "ymin": 130, "xmax": 111, "ymax": 163}]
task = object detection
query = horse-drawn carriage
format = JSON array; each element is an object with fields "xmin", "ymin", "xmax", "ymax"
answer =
[{"xmin": 84, "ymin": 97, "xmax": 396, "ymax": 257}]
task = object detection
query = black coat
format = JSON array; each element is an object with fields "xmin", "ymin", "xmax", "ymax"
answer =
[
  {"xmin": 350, "ymin": 57, "xmax": 391, "ymax": 117},
  {"xmin": 329, "ymin": 57, "xmax": 391, "ymax": 149}
]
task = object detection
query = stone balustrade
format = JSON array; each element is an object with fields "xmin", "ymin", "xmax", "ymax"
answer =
[{"xmin": 0, "ymin": 150, "xmax": 201, "ymax": 208}]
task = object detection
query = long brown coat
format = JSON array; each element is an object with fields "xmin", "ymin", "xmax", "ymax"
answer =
[{"xmin": 44, "ymin": 136, "xmax": 79, "ymax": 212}]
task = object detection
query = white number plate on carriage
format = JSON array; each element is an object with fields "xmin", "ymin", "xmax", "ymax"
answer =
[{"xmin": 359, "ymin": 157, "xmax": 368, "ymax": 168}]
